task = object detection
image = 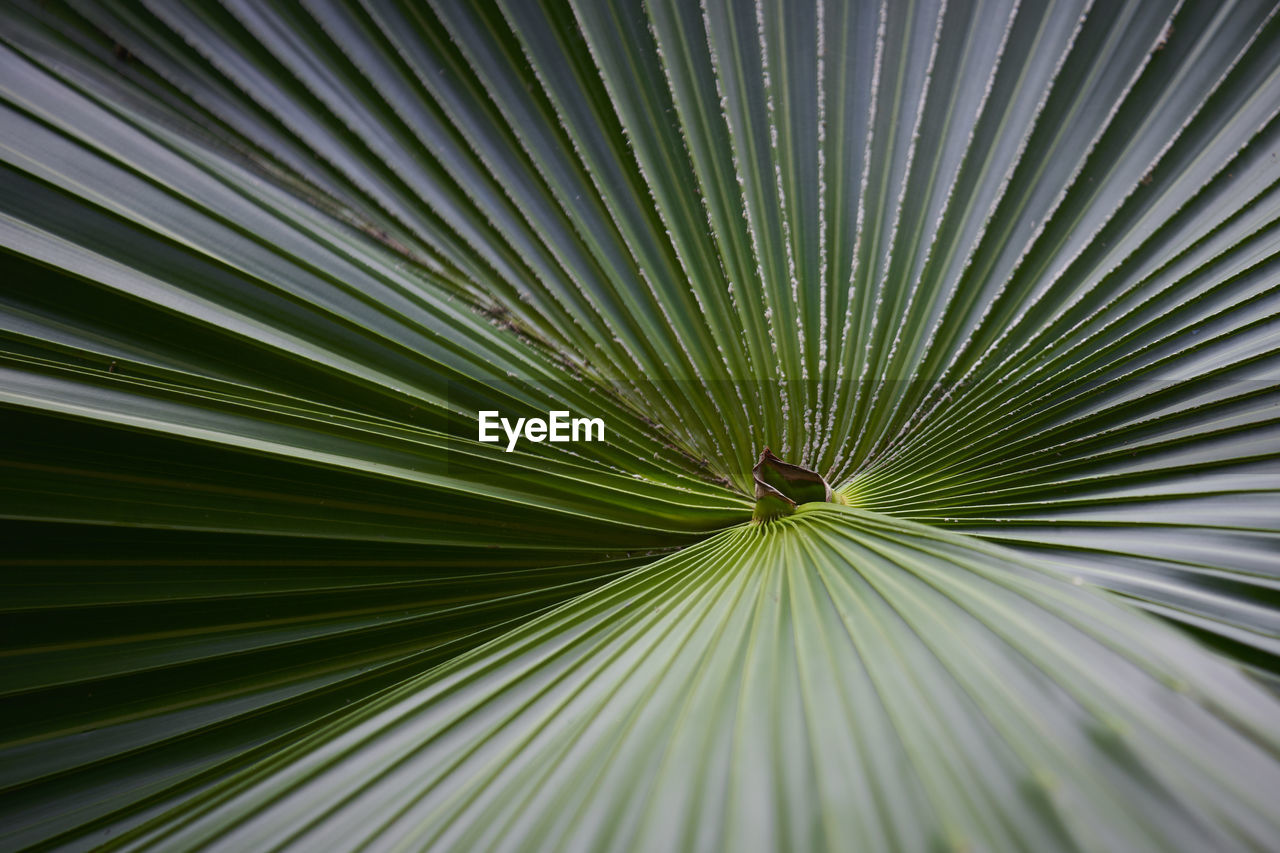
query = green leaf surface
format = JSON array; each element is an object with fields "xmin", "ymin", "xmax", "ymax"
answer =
[
  {"xmin": 103, "ymin": 508, "xmax": 1280, "ymax": 852},
  {"xmin": 1, "ymin": 0, "xmax": 1278, "ymax": 849}
]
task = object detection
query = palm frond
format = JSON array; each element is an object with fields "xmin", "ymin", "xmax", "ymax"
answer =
[{"xmin": 2, "ymin": 0, "xmax": 1278, "ymax": 848}]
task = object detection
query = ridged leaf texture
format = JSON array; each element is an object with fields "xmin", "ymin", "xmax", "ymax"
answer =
[{"xmin": 1, "ymin": 0, "xmax": 1278, "ymax": 850}]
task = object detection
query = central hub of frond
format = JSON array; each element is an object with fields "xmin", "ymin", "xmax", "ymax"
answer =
[{"xmin": 752, "ymin": 448, "xmax": 835, "ymax": 522}]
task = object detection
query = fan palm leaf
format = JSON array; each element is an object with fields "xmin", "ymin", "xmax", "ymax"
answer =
[{"xmin": 1, "ymin": 0, "xmax": 1279, "ymax": 849}]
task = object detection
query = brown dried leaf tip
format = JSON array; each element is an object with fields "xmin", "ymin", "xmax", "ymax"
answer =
[{"xmin": 752, "ymin": 448, "xmax": 834, "ymax": 522}]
